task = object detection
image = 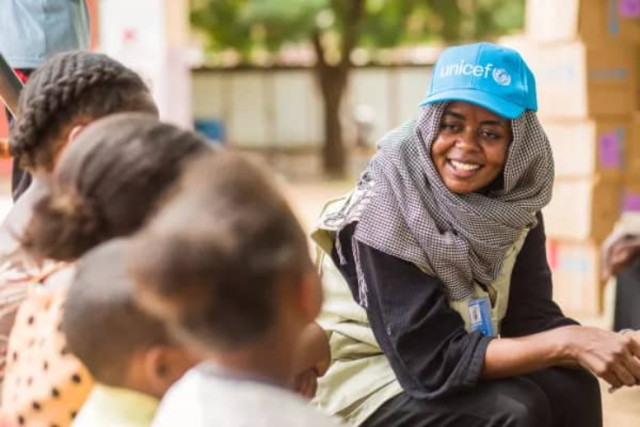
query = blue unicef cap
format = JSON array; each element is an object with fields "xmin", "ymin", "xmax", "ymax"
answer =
[{"xmin": 420, "ymin": 43, "xmax": 537, "ymax": 119}]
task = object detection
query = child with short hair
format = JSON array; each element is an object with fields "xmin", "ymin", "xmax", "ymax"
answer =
[
  {"xmin": 129, "ymin": 152, "xmax": 338, "ymax": 426},
  {"xmin": 1, "ymin": 114, "xmax": 209, "ymax": 426},
  {"xmin": 63, "ymin": 238, "xmax": 196, "ymax": 426},
  {"xmin": 0, "ymin": 51, "xmax": 159, "ymax": 367}
]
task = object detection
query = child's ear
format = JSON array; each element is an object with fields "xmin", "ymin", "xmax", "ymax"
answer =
[
  {"xmin": 142, "ymin": 345, "xmax": 198, "ymax": 398},
  {"xmin": 51, "ymin": 124, "xmax": 87, "ymax": 168},
  {"xmin": 298, "ymin": 271, "xmax": 323, "ymax": 323},
  {"xmin": 67, "ymin": 124, "xmax": 86, "ymax": 143}
]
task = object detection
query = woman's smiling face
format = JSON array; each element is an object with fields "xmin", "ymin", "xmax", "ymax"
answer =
[{"xmin": 431, "ymin": 101, "xmax": 512, "ymax": 194}]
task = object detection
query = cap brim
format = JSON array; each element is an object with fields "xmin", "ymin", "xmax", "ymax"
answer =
[{"xmin": 419, "ymin": 89, "xmax": 525, "ymax": 120}]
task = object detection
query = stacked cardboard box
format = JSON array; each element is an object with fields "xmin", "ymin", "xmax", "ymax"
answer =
[{"xmin": 502, "ymin": 0, "xmax": 640, "ymax": 315}]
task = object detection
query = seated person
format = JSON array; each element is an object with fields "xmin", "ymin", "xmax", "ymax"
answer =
[
  {"xmin": 0, "ymin": 51, "xmax": 158, "ymax": 367},
  {"xmin": 1, "ymin": 114, "xmax": 208, "ymax": 426},
  {"xmin": 602, "ymin": 214, "xmax": 640, "ymax": 331},
  {"xmin": 129, "ymin": 152, "xmax": 338, "ymax": 426},
  {"xmin": 63, "ymin": 238, "xmax": 197, "ymax": 426},
  {"xmin": 1, "ymin": 51, "xmax": 158, "ymax": 260},
  {"xmin": 310, "ymin": 43, "xmax": 640, "ymax": 427}
]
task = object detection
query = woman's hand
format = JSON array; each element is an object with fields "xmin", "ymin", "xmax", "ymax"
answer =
[
  {"xmin": 602, "ymin": 234, "xmax": 640, "ymax": 280},
  {"xmin": 483, "ymin": 325, "xmax": 640, "ymax": 390},
  {"xmin": 560, "ymin": 326, "xmax": 640, "ymax": 389}
]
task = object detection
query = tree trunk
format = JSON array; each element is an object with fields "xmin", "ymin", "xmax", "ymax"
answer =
[
  {"xmin": 317, "ymin": 66, "xmax": 347, "ymax": 178},
  {"xmin": 311, "ymin": 0, "xmax": 365, "ymax": 177}
]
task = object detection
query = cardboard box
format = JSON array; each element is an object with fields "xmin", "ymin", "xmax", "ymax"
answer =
[
  {"xmin": 526, "ymin": 0, "xmax": 640, "ymax": 43},
  {"xmin": 543, "ymin": 177, "xmax": 620, "ymax": 242},
  {"xmin": 628, "ymin": 113, "xmax": 640, "ymax": 175},
  {"xmin": 636, "ymin": 47, "xmax": 640, "ymax": 110},
  {"xmin": 622, "ymin": 172, "xmax": 640, "ymax": 211},
  {"xmin": 541, "ymin": 117, "xmax": 630, "ymax": 178},
  {"xmin": 506, "ymin": 40, "xmax": 638, "ymax": 118},
  {"xmin": 547, "ymin": 239, "xmax": 604, "ymax": 315}
]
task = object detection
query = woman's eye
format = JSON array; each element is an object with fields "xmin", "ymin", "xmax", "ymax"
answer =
[
  {"xmin": 441, "ymin": 123, "xmax": 459, "ymax": 131},
  {"xmin": 482, "ymin": 130, "xmax": 501, "ymax": 140}
]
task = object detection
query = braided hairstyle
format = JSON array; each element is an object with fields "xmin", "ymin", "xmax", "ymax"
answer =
[
  {"xmin": 21, "ymin": 113, "xmax": 210, "ymax": 262},
  {"xmin": 10, "ymin": 51, "xmax": 158, "ymax": 171}
]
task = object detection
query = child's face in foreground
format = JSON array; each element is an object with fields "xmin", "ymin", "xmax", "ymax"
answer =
[{"xmin": 431, "ymin": 101, "xmax": 512, "ymax": 194}]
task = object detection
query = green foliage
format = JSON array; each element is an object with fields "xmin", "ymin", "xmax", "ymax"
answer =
[
  {"xmin": 470, "ymin": 0, "xmax": 526, "ymax": 40},
  {"xmin": 190, "ymin": 0, "xmax": 250, "ymax": 54},
  {"xmin": 358, "ymin": 0, "xmax": 432, "ymax": 48},
  {"xmin": 190, "ymin": 0, "xmax": 525, "ymax": 62},
  {"xmin": 244, "ymin": 0, "xmax": 327, "ymax": 50}
]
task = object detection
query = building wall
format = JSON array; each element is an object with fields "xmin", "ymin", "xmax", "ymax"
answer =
[{"xmin": 192, "ymin": 65, "xmax": 433, "ymax": 149}]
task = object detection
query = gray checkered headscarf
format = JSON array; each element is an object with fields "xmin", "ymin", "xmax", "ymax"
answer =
[{"xmin": 323, "ymin": 102, "xmax": 554, "ymax": 304}]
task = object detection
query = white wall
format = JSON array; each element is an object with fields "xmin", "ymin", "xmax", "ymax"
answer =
[
  {"xmin": 273, "ymin": 71, "xmax": 324, "ymax": 146},
  {"xmin": 192, "ymin": 65, "xmax": 433, "ymax": 148},
  {"xmin": 350, "ymin": 68, "xmax": 392, "ymax": 143},
  {"xmin": 100, "ymin": 0, "xmax": 193, "ymax": 128}
]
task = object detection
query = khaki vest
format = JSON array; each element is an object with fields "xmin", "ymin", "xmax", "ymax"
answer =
[{"xmin": 311, "ymin": 194, "xmax": 529, "ymax": 426}]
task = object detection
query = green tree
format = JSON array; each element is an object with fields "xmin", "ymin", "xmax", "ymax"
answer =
[{"xmin": 192, "ymin": 0, "xmax": 524, "ymax": 177}]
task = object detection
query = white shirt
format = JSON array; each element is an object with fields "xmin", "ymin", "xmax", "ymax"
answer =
[{"xmin": 153, "ymin": 364, "xmax": 339, "ymax": 427}]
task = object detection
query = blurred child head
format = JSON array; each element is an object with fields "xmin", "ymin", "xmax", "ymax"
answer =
[
  {"xmin": 10, "ymin": 51, "xmax": 158, "ymax": 172},
  {"xmin": 22, "ymin": 114, "xmax": 209, "ymax": 262},
  {"xmin": 129, "ymin": 152, "xmax": 322, "ymax": 381},
  {"xmin": 63, "ymin": 238, "xmax": 196, "ymax": 398}
]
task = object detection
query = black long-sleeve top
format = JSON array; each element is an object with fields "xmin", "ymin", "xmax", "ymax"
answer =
[{"xmin": 331, "ymin": 213, "xmax": 577, "ymax": 400}]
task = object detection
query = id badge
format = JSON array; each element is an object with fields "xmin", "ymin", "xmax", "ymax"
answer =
[{"xmin": 468, "ymin": 297, "xmax": 495, "ymax": 337}]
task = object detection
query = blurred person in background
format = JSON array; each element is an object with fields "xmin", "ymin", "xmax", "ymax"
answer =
[
  {"xmin": 602, "ymin": 216, "xmax": 640, "ymax": 331},
  {"xmin": 0, "ymin": 0, "xmax": 90, "ymax": 201},
  {"xmin": 310, "ymin": 43, "xmax": 640, "ymax": 427},
  {"xmin": 354, "ymin": 104, "xmax": 375, "ymax": 149}
]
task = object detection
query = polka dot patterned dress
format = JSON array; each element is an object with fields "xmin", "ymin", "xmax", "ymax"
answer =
[{"xmin": 1, "ymin": 265, "xmax": 94, "ymax": 426}]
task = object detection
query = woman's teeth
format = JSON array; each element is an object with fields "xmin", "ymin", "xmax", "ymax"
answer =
[{"xmin": 450, "ymin": 160, "xmax": 480, "ymax": 171}]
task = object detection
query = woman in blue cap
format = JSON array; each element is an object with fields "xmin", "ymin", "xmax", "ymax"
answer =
[{"xmin": 311, "ymin": 43, "xmax": 640, "ymax": 426}]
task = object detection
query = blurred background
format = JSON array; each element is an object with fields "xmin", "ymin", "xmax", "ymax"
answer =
[{"xmin": 0, "ymin": 1, "xmax": 639, "ymax": 424}]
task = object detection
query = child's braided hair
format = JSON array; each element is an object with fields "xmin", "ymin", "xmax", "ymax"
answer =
[{"xmin": 10, "ymin": 51, "xmax": 158, "ymax": 171}]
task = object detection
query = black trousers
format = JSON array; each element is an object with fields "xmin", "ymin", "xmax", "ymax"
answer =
[
  {"xmin": 614, "ymin": 256, "xmax": 640, "ymax": 331},
  {"xmin": 362, "ymin": 367, "xmax": 602, "ymax": 427}
]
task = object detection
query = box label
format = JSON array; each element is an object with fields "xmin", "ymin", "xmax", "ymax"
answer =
[
  {"xmin": 623, "ymin": 193, "xmax": 640, "ymax": 212},
  {"xmin": 598, "ymin": 130, "xmax": 623, "ymax": 169},
  {"xmin": 588, "ymin": 68, "xmax": 629, "ymax": 82},
  {"xmin": 619, "ymin": 0, "xmax": 640, "ymax": 18}
]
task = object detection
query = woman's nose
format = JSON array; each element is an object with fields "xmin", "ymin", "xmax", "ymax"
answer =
[{"xmin": 454, "ymin": 130, "xmax": 480, "ymax": 151}]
